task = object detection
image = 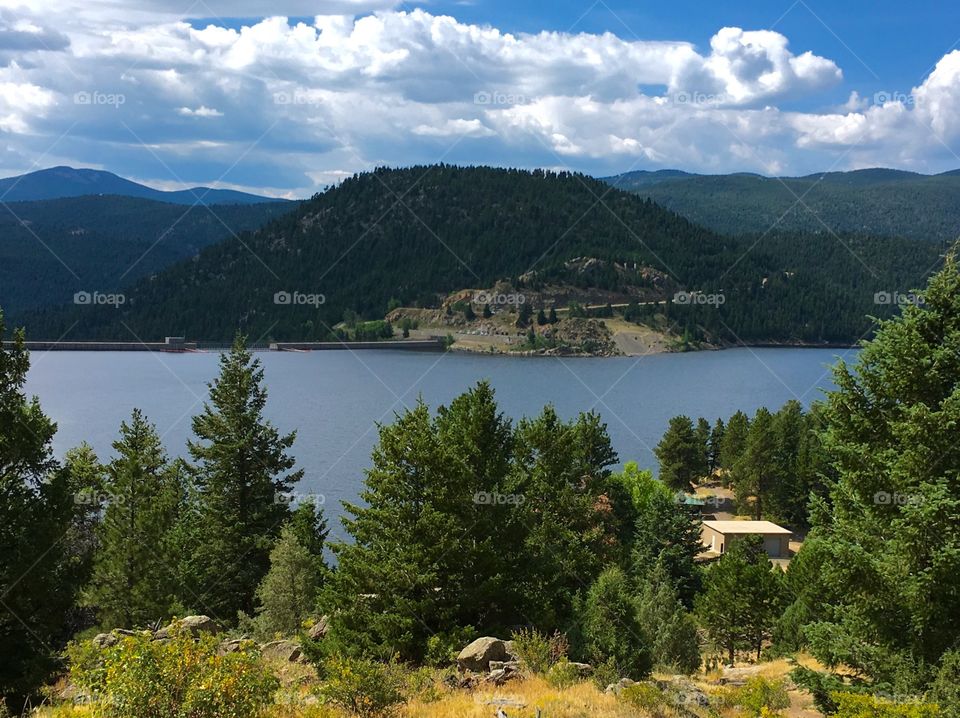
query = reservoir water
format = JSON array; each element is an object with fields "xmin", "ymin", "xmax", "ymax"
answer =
[{"xmin": 25, "ymin": 347, "xmax": 853, "ymax": 534}]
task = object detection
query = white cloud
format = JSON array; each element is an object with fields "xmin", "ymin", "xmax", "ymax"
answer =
[
  {"xmin": 178, "ymin": 105, "xmax": 223, "ymax": 117},
  {"xmin": 0, "ymin": 6, "xmax": 956, "ymax": 195}
]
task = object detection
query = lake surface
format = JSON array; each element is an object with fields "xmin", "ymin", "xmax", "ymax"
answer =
[{"xmin": 25, "ymin": 347, "xmax": 853, "ymax": 535}]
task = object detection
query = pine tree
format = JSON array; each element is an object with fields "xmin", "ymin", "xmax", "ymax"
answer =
[
  {"xmin": 798, "ymin": 254, "xmax": 960, "ymax": 691},
  {"xmin": 709, "ymin": 418, "xmax": 725, "ymax": 473},
  {"xmin": 733, "ymin": 408, "xmax": 777, "ymax": 518},
  {"xmin": 579, "ymin": 566, "xmax": 652, "ymax": 679},
  {"xmin": 251, "ymin": 525, "xmax": 321, "ymax": 637},
  {"xmin": 180, "ymin": 334, "xmax": 303, "ymax": 622},
  {"xmin": 695, "ymin": 537, "xmax": 783, "ymax": 663},
  {"xmin": 548, "ymin": 307, "xmax": 558, "ymax": 324},
  {"xmin": 636, "ymin": 563, "xmax": 701, "ymax": 673},
  {"xmin": 287, "ymin": 499, "xmax": 329, "ymax": 577},
  {"xmin": 719, "ymin": 410, "xmax": 750, "ymax": 474},
  {"xmin": 695, "ymin": 417, "xmax": 712, "ymax": 477},
  {"xmin": 537, "ymin": 308, "xmax": 548, "ymax": 326},
  {"xmin": 88, "ymin": 410, "xmax": 182, "ymax": 628},
  {"xmin": 482, "ymin": 303, "xmax": 492, "ymax": 319},
  {"xmin": 0, "ymin": 315, "xmax": 85, "ymax": 706},
  {"xmin": 655, "ymin": 415, "xmax": 702, "ymax": 492}
]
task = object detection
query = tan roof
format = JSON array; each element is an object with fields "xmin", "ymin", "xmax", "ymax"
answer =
[{"xmin": 702, "ymin": 520, "xmax": 792, "ymax": 535}]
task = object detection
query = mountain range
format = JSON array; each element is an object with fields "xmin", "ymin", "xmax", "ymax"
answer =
[
  {"xmin": 603, "ymin": 168, "xmax": 960, "ymax": 242},
  {"xmin": 17, "ymin": 165, "xmax": 941, "ymax": 346},
  {"xmin": 0, "ymin": 166, "xmax": 288, "ymax": 205}
]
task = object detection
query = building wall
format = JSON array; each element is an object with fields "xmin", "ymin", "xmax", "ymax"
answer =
[{"xmin": 700, "ymin": 525, "xmax": 791, "ymax": 558}]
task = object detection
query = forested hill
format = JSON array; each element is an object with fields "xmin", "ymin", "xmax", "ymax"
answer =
[
  {"xmin": 19, "ymin": 165, "xmax": 942, "ymax": 343},
  {"xmin": 0, "ymin": 195, "xmax": 293, "ymax": 316},
  {"xmin": 604, "ymin": 168, "xmax": 960, "ymax": 242}
]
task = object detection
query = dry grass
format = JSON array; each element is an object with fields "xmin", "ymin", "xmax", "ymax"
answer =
[{"xmin": 401, "ymin": 676, "xmax": 640, "ymax": 718}]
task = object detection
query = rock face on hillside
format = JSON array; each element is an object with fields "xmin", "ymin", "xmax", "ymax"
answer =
[{"xmin": 457, "ymin": 637, "xmax": 509, "ymax": 671}]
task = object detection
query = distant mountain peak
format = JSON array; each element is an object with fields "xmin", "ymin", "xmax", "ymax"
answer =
[{"xmin": 0, "ymin": 166, "xmax": 288, "ymax": 206}]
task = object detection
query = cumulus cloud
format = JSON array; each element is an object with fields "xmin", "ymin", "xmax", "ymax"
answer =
[{"xmin": 0, "ymin": 6, "xmax": 955, "ymax": 195}]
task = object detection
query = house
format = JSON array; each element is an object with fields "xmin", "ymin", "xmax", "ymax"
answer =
[{"xmin": 700, "ymin": 520, "xmax": 792, "ymax": 559}]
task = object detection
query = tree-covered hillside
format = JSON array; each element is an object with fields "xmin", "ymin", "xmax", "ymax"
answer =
[
  {"xmin": 0, "ymin": 195, "xmax": 292, "ymax": 316},
  {"xmin": 605, "ymin": 168, "xmax": 960, "ymax": 242},
  {"xmin": 19, "ymin": 165, "xmax": 942, "ymax": 343}
]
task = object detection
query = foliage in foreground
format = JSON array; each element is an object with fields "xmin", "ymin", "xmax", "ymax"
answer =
[
  {"xmin": 66, "ymin": 629, "xmax": 278, "ymax": 718},
  {"xmin": 316, "ymin": 656, "xmax": 405, "ymax": 718}
]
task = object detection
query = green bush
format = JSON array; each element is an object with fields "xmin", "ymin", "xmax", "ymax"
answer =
[
  {"xmin": 620, "ymin": 682, "xmax": 672, "ymax": 718},
  {"xmin": 591, "ymin": 657, "xmax": 620, "ymax": 691},
  {"xmin": 722, "ymin": 677, "xmax": 790, "ymax": 718},
  {"xmin": 579, "ymin": 566, "xmax": 652, "ymax": 679},
  {"xmin": 510, "ymin": 628, "xmax": 568, "ymax": 674},
  {"xmin": 317, "ymin": 655, "xmax": 405, "ymax": 718},
  {"xmin": 423, "ymin": 626, "xmax": 477, "ymax": 667},
  {"xmin": 545, "ymin": 659, "xmax": 580, "ymax": 689},
  {"xmin": 66, "ymin": 628, "xmax": 278, "ymax": 718},
  {"xmin": 832, "ymin": 692, "xmax": 941, "ymax": 718},
  {"xmin": 929, "ymin": 651, "xmax": 960, "ymax": 718}
]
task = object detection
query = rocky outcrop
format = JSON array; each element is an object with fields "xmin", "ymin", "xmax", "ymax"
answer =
[
  {"xmin": 457, "ymin": 637, "xmax": 508, "ymax": 672},
  {"xmin": 307, "ymin": 615, "xmax": 328, "ymax": 641},
  {"xmin": 91, "ymin": 629, "xmax": 138, "ymax": 648},
  {"xmin": 154, "ymin": 615, "xmax": 220, "ymax": 640}
]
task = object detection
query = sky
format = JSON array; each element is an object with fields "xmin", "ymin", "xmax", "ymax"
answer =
[{"xmin": 2, "ymin": 0, "xmax": 960, "ymax": 197}]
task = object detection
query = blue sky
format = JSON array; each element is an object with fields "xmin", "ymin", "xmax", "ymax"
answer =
[{"xmin": 2, "ymin": 0, "xmax": 960, "ymax": 196}]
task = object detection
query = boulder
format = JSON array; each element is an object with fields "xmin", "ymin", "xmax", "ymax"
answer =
[
  {"xmin": 218, "ymin": 638, "xmax": 250, "ymax": 655},
  {"xmin": 605, "ymin": 678, "xmax": 637, "ymax": 695},
  {"xmin": 91, "ymin": 629, "xmax": 137, "ymax": 648},
  {"xmin": 457, "ymin": 637, "xmax": 508, "ymax": 672},
  {"xmin": 154, "ymin": 615, "xmax": 220, "ymax": 640},
  {"xmin": 488, "ymin": 660, "xmax": 520, "ymax": 672},
  {"xmin": 503, "ymin": 640, "xmax": 518, "ymax": 661},
  {"xmin": 260, "ymin": 640, "xmax": 307, "ymax": 663},
  {"xmin": 569, "ymin": 662, "xmax": 593, "ymax": 677},
  {"xmin": 307, "ymin": 616, "xmax": 328, "ymax": 641}
]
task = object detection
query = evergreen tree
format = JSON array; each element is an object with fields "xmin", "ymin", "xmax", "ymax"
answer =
[
  {"xmin": 695, "ymin": 417, "xmax": 712, "ymax": 477},
  {"xmin": 482, "ymin": 303, "xmax": 492, "ymax": 319},
  {"xmin": 578, "ymin": 566, "xmax": 652, "ymax": 679},
  {"xmin": 537, "ymin": 308, "xmax": 548, "ymax": 326},
  {"xmin": 504, "ymin": 407, "xmax": 621, "ymax": 632},
  {"xmin": 324, "ymin": 383, "xmax": 513, "ymax": 660},
  {"xmin": 0, "ymin": 315, "xmax": 86, "ymax": 707},
  {"xmin": 464, "ymin": 303, "xmax": 476, "ymax": 321},
  {"xmin": 631, "ymin": 490, "xmax": 703, "ymax": 608},
  {"xmin": 732, "ymin": 407, "xmax": 777, "ymax": 518},
  {"xmin": 287, "ymin": 499, "xmax": 329, "ymax": 577},
  {"xmin": 251, "ymin": 525, "xmax": 321, "ymax": 637},
  {"xmin": 695, "ymin": 537, "xmax": 784, "ymax": 663},
  {"xmin": 516, "ymin": 301, "xmax": 533, "ymax": 327},
  {"xmin": 709, "ymin": 418, "xmax": 725, "ymax": 473},
  {"xmin": 720, "ymin": 410, "xmax": 750, "ymax": 473},
  {"xmin": 88, "ymin": 410, "xmax": 182, "ymax": 628},
  {"xmin": 179, "ymin": 334, "xmax": 303, "ymax": 622},
  {"xmin": 655, "ymin": 415, "xmax": 702, "ymax": 492},
  {"xmin": 636, "ymin": 563, "xmax": 701, "ymax": 674},
  {"xmin": 548, "ymin": 307, "xmax": 558, "ymax": 324},
  {"xmin": 798, "ymin": 255, "xmax": 960, "ymax": 691}
]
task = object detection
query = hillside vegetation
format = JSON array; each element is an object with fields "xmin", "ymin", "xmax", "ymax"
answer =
[
  {"xmin": 0, "ymin": 195, "xmax": 292, "ymax": 315},
  {"xmin": 21, "ymin": 165, "xmax": 941, "ymax": 344},
  {"xmin": 605, "ymin": 168, "xmax": 960, "ymax": 242}
]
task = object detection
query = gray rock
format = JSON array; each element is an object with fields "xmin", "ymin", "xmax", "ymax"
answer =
[
  {"xmin": 457, "ymin": 637, "xmax": 508, "ymax": 672},
  {"xmin": 605, "ymin": 678, "xmax": 636, "ymax": 695},
  {"xmin": 154, "ymin": 615, "xmax": 220, "ymax": 640},
  {"xmin": 503, "ymin": 639, "xmax": 518, "ymax": 661},
  {"xmin": 307, "ymin": 615, "xmax": 328, "ymax": 641},
  {"xmin": 569, "ymin": 662, "xmax": 593, "ymax": 677},
  {"xmin": 91, "ymin": 629, "xmax": 137, "ymax": 648},
  {"xmin": 260, "ymin": 639, "xmax": 306, "ymax": 663},
  {"xmin": 217, "ymin": 638, "xmax": 251, "ymax": 655},
  {"xmin": 488, "ymin": 660, "xmax": 520, "ymax": 672}
]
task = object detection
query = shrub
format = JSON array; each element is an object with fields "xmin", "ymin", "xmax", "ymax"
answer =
[
  {"xmin": 929, "ymin": 651, "xmax": 960, "ymax": 718},
  {"xmin": 423, "ymin": 626, "xmax": 477, "ymax": 667},
  {"xmin": 403, "ymin": 666, "xmax": 448, "ymax": 704},
  {"xmin": 591, "ymin": 657, "xmax": 620, "ymax": 691},
  {"xmin": 510, "ymin": 628, "xmax": 568, "ymax": 674},
  {"xmin": 66, "ymin": 628, "xmax": 278, "ymax": 718},
  {"xmin": 317, "ymin": 656, "xmax": 404, "ymax": 718},
  {"xmin": 723, "ymin": 677, "xmax": 790, "ymax": 718},
  {"xmin": 832, "ymin": 692, "xmax": 941, "ymax": 718},
  {"xmin": 621, "ymin": 682, "xmax": 672, "ymax": 718},
  {"xmin": 545, "ymin": 659, "xmax": 580, "ymax": 689}
]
